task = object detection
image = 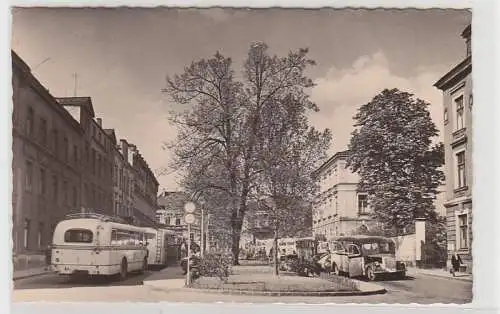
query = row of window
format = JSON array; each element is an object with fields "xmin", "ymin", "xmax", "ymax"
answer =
[
  {"xmin": 89, "ymin": 122, "xmax": 113, "ymax": 154},
  {"xmin": 114, "ymin": 200, "xmax": 132, "ymax": 218},
  {"xmin": 25, "ymin": 107, "xmax": 80, "ymax": 166},
  {"xmin": 314, "ymin": 194, "xmax": 368, "ymax": 225},
  {"xmin": 113, "ymin": 164, "xmax": 133, "ymax": 195},
  {"xmin": 83, "ymin": 182, "xmax": 110, "ymax": 210},
  {"xmin": 110, "ymin": 229, "xmax": 146, "ymax": 246},
  {"xmin": 24, "ymin": 160, "xmax": 79, "ymax": 206},
  {"xmin": 87, "ymin": 145, "xmax": 113, "ymax": 182},
  {"xmin": 23, "ymin": 160, "xmax": 113, "ymax": 210},
  {"xmin": 25, "ymin": 106, "xmax": 114, "ymax": 183}
]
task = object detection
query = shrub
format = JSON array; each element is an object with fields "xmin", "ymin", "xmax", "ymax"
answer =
[{"xmin": 199, "ymin": 252, "xmax": 233, "ymax": 282}]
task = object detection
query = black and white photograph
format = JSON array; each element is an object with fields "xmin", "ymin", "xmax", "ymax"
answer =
[{"xmin": 9, "ymin": 7, "xmax": 474, "ymax": 304}]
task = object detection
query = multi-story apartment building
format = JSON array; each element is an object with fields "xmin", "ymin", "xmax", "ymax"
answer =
[
  {"xmin": 11, "ymin": 50, "xmax": 84, "ymax": 256},
  {"xmin": 312, "ymin": 151, "xmax": 373, "ymax": 240},
  {"xmin": 312, "ymin": 150, "xmax": 447, "ymax": 240},
  {"xmin": 106, "ymin": 130, "xmax": 132, "ymax": 219},
  {"xmin": 11, "ymin": 50, "xmax": 161, "ymax": 265},
  {"xmin": 434, "ymin": 24, "xmax": 472, "ymax": 272},
  {"xmin": 56, "ymin": 97, "xmax": 114, "ymax": 216},
  {"xmin": 131, "ymin": 147, "xmax": 159, "ymax": 227},
  {"xmin": 108, "ymin": 134, "xmax": 135, "ymax": 221}
]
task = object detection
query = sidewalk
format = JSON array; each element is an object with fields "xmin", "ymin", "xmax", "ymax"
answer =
[
  {"xmin": 406, "ymin": 267, "xmax": 472, "ymax": 282},
  {"xmin": 13, "ymin": 266, "xmax": 53, "ymax": 281},
  {"xmin": 143, "ymin": 265, "xmax": 186, "ymax": 291}
]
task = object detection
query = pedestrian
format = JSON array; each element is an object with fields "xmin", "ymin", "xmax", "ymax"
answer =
[
  {"xmin": 44, "ymin": 244, "xmax": 52, "ymax": 269},
  {"xmin": 450, "ymin": 251, "xmax": 463, "ymax": 277},
  {"xmin": 180, "ymin": 240, "xmax": 187, "ymax": 258}
]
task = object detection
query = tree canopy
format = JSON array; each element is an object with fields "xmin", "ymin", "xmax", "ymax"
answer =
[
  {"xmin": 163, "ymin": 43, "xmax": 331, "ymax": 264},
  {"xmin": 347, "ymin": 88, "xmax": 444, "ymax": 232}
]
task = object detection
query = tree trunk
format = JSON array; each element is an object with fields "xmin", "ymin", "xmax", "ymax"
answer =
[{"xmin": 231, "ymin": 228, "xmax": 241, "ymax": 266}]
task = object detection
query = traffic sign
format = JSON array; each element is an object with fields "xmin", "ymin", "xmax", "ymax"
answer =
[
  {"xmin": 184, "ymin": 213, "xmax": 195, "ymax": 224},
  {"xmin": 184, "ymin": 202, "xmax": 196, "ymax": 214}
]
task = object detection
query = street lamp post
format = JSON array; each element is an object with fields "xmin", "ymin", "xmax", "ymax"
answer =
[
  {"xmin": 199, "ymin": 199, "xmax": 207, "ymax": 257},
  {"xmin": 184, "ymin": 202, "xmax": 196, "ymax": 286}
]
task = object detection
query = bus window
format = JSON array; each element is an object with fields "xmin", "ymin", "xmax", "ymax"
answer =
[
  {"xmin": 111, "ymin": 230, "xmax": 118, "ymax": 245},
  {"xmin": 64, "ymin": 229, "xmax": 93, "ymax": 243}
]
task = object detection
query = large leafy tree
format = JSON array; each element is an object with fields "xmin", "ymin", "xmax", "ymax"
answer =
[
  {"xmin": 347, "ymin": 88, "xmax": 444, "ymax": 233},
  {"xmin": 164, "ymin": 43, "xmax": 323, "ymax": 264},
  {"xmin": 164, "ymin": 52, "xmax": 245, "ymax": 262}
]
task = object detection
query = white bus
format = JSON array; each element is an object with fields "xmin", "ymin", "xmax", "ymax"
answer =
[
  {"xmin": 142, "ymin": 227, "xmax": 177, "ymax": 268},
  {"xmin": 51, "ymin": 213, "xmax": 149, "ymax": 280}
]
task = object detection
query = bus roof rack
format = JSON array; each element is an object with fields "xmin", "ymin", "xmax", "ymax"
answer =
[{"xmin": 65, "ymin": 211, "xmax": 128, "ymax": 225}]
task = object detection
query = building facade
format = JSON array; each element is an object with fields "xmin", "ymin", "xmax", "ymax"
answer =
[
  {"xmin": 312, "ymin": 151, "xmax": 373, "ymax": 240},
  {"xmin": 109, "ymin": 136, "xmax": 136, "ymax": 221},
  {"xmin": 131, "ymin": 148, "xmax": 159, "ymax": 226},
  {"xmin": 12, "ymin": 51, "xmax": 84, "ymax": 257},
  {"xmin": 312, "ymin": 151, "xmax": 447, "ymax": 240},
  {"xmin": 56, "ymin": 97, "xmax": 114, "ymax": 216},
  {"xmin": 11, "ymin": 51, "xmax": 160, "ymax": 266},
  {"xmin": 434, "ymin": 24, "xmax": 473, "ymax": 272}
]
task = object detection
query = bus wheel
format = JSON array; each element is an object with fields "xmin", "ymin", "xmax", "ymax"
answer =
[
  {"xmin": 366, "ymin": 266, "xmax": 376, "ymax": 281},
  {"xmin": 119, "ymin": 258, "xmax": 128, "ymax": 281}
]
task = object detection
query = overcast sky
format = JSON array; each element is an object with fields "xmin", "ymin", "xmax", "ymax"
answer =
[{"xmin": 11, "ymin": 7, "xmax": 471, "ymax": 191}]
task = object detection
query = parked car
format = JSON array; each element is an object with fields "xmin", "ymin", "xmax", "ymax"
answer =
[{"xmin": 329, "ymin": 235, "xmax": 406, "ymax": 281}]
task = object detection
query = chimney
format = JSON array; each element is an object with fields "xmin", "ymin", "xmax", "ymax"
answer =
[
  {"xmin": 96, "ymin": 118, "xmax": 102, "ymax": 127},
  {"xmin": 461, "ymin": 24, "xmax": 471, "ymax": 57},
  {"xmin": 120, "ymin": 139, "xmax": 129, "ymax": 159}
]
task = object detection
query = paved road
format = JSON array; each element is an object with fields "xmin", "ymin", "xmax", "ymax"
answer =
[
  {"xmin": 12, "ymin": 269, "xmax": 472, "ymax": 304},
  {"xmin": 373, "ymin": 273, "xmax": 472, "ymax": 304},
  {"xmin": 13, "ymin": 269, "xmax": 154, "ymax": 290}
]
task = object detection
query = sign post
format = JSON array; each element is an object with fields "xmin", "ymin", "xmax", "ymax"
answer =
[{"xmin": 184, "ymin": 202, "xmax": 196, "ymax": 286}]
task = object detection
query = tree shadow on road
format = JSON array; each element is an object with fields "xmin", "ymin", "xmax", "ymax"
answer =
[{"xmin": 14, "ymin": 271, "xmax": 149, "ymax": 290}]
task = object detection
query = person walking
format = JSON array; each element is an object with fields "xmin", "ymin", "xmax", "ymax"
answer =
[{"xmin": 450, "ymin": 251, "xmax": 463, "ymax": 277}]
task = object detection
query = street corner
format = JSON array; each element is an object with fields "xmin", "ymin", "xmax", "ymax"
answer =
[
  {"xmin": 354, "ymin": 280, "xmax": 387, "ymax": 295},
  {"xmin": 143, "ymin": 278, "xmax": 186, "ymax": 292}
]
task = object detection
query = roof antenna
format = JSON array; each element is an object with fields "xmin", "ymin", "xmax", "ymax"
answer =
[{"xmin": 73, "ymin": 72, "xmax": 78, "ymax": 96}]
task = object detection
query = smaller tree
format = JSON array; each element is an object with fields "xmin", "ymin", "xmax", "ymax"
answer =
[
  {"xmin": 255, "ymin": 96, "xmax": 331, "ymax": 275},
  {"xmin": 347, "ymin": 88, "xmax": 445, "ymax": 233}
]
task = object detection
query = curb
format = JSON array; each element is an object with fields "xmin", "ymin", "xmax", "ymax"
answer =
[
  {"xmin": 144, "ymin": 279, "xmax": 386, "ymax": 297},
  {"xmin": 185, "ymin": 287, "xmax": 387, "ymax": 297},
  {"xmin": 13, "ymin": 271, "xmax": 54, "ymax": 281}
]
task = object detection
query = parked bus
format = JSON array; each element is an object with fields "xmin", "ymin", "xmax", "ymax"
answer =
[
  {"xmin": 142, "ymin": 227, "xmax": 177, "ymax": 268},
  {"xmin": 51, "ymin": 212, "xmax": 148, "ymax": 280},
  {"xmin": 277, "ymin": 237, "xmax": 316, "ymax": 256}
]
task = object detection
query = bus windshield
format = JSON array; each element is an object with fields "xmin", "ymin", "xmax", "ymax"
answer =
[{"xmin": 361, "ymin": 241, "xmax": 395, "ymax": 255}]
